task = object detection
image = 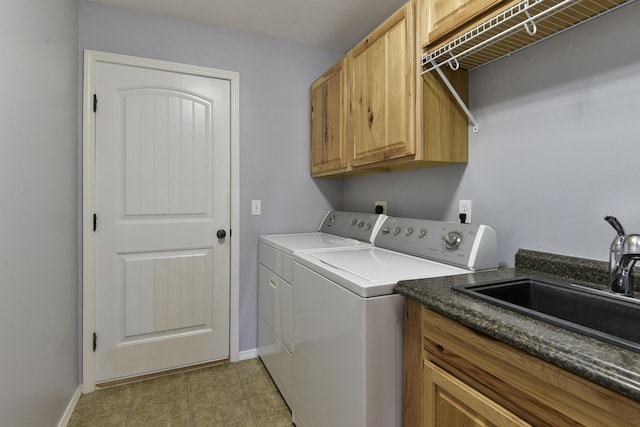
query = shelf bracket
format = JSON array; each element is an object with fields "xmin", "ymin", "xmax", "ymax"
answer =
[{"xmin": 430, "ymin": 60, "xmax": 479, "ymax": 132}]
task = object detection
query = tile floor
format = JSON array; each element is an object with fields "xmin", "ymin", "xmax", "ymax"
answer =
[{"xmin": 68, "ymin": 358, "xmax": 293, "ymax": 426}]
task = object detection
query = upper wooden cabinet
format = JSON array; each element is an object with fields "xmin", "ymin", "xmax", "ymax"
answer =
[
  {"xmin": 349, "ymin": 3, "xmax": 415, "ymax": 167},
  {"xmin": 310, "ymin": 57, "xmax": 350, "ymax": 177},
  {"xmin": 309, "ymin": 0, "xmax": 470, "ymax": 177}
]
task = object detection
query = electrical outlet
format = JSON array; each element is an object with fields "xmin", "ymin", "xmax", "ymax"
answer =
[
  {"xmin": 252, "ymin": 200, "xmax": 262, "ymax": 216},
  {"xmin": 374, "ymin": 201, "xmax": 387, "ymax": 214},
  {"xmin": 459, "ymin": 200, "xmax": 472, "ymax": 224}
]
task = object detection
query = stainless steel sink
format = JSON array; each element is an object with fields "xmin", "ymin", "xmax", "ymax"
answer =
[{"xmin": 453, "ymin": 276, "xmax": 640, "ymax": 353}]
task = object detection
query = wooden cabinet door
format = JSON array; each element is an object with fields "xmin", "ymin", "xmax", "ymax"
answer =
[
  {"xmin": 424, "ymin": 361, "xmax": 532, "ymax": 427},
  {"xmin": 424, "ymin": 0, "xmax": 508, "ymax": 46},
  {"xmin": 310, "ymin": 57, "xmax": 350, "ymax": 176},
  {"xmin": 350, "ymin": 3, "xmax": 415, "ymax": 167}
]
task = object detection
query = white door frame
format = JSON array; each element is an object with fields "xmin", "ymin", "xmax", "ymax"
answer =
[{"xmin": 82, "ymin": 50, "xmax": 240, "ymax": 392}]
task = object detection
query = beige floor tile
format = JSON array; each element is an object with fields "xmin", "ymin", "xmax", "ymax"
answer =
[
  {"xmin": 189, "ymin": 369, "xmax": 245, "ymax": 410},
  {"xmin": 124, "ymin": 413, "xmax": 194, "ymax": 427},
  {"xmin": 234, "ymin": 359, "xmax": 279, "ymax": 396},
  {"xmin": 188, "ymin": 362, "xmax": 236, "ymax": 384},
  {"xmin": 239, "ymin": 369, "xmax": 278, "ymax": 397},
  {"xmin": 73, "ymin": 383, "xmax": 134, "ymax": 418},
  {"xmin": 129, "ymin": 375, "xmax": 191, "ymax": 424},
  {"xmin": 67, "ymin": 409, "xmax": 129, "ymax": 427},
  {"xmin": 192, "ymin": 400, "xmax": 256, "ymax": 427},
  {"xmin": 248, "ymin": 391, "xmax": 293, "ymax": 427},
  {"xmin": 233, "ymin": 359, "xmax": 266, "ymax": 378},
  {"xmin": 69, "ymin": 359, "xmax": 292, "ymax": 427}
]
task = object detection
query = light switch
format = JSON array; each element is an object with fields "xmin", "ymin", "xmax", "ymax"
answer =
[{"xmin": 252, "ymin": 200, "xmax": 262, "ymax": 216}]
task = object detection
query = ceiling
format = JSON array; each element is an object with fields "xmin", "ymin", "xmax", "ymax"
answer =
[{"xmin": 87, "ymin": 0, "xmax": 408, "ymax": 52}]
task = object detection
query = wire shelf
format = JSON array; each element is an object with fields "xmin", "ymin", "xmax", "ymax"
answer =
[{"xmin": 421, "ymin": 0, "xmax": 636, "ymax": 73}]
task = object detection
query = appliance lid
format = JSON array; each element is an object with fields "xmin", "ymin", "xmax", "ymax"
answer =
[
  {"xmin": 259, "ymin": 232, "xmax": 371, "ymax": 256},
  {"xmin": 294, "ymin": 247, "xmax": 468, "ymax": 298}
]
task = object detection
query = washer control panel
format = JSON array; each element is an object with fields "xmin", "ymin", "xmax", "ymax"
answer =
[
  {"xmin": 375, "ymin": 216, "xmax": 498, "ymax": 270},
  {"xmin": 319, "ymin": 210, "xmax": 385, "ymax": 243}
]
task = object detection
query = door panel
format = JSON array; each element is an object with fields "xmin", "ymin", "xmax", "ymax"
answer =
[
  {"xmin": 121, "ymin": 249, "xmax": 212, "ymax": 337},
  {"xmin": 94, "ymin": 61, "xmax": 230, "ymax": 382},
  {"xmin": 121, "ymin": 90, "xmax": 210, "ymax": 216}
]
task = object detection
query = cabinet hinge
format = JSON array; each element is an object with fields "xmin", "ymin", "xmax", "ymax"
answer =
[
  {"xmin": 93, "ymin": 94, "xmax": 98, "ymax": 113},
  {"xmin": 93, "ymin": 332, "xmax": 97, "ymax": 352},
  {"xmin": 93, "ymin": 213, "xmax": 97, "ymax": 232}
]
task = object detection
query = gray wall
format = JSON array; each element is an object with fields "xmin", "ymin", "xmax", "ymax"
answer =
[
  {"xmin": 78, "ymin": 0, "xmax": 343, "ymax": 352},
  {"xmin": 343, "ymin": 1, "xmax": 640, "ymax": 267},
  {"xmin": 0, "ymin": 0, "xmax": 79, "ymax": 425}
]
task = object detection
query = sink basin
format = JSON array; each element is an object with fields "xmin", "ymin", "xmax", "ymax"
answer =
[{"xmin": 453, "ymin": 276, "xmax": 640, "ymax": 353}]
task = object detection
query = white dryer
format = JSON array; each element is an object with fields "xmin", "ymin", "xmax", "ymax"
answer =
[
  {"xmin": 291, "ymin": 216, "xmax": 498, "ymax": 427},
  {"xmin": 258, "ymin": 211, "xmax": 386, "ymax": 408}
]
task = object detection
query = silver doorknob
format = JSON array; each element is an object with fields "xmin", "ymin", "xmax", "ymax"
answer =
[{"xmin": 217, "ymin": 229, "xmax": 227, "ymax": 239}]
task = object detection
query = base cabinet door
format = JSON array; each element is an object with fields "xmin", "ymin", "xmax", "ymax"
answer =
[{"xmin": 424, "ymin": 361, "xmax": 531, "ymax": 427}]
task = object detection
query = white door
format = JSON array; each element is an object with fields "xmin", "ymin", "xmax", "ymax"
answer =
[{"xmin": 94, "ymin": 61, "xmax": 231, "ymax": 382}]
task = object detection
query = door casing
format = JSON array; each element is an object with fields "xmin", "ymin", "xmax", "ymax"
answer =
[{"xmin": 82, "ymin": 49, "xmax": 240, "ymax": 392}]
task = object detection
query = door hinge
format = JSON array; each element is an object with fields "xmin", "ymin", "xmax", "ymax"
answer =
[
  {"xmin": 93, "ymin": 332, "xmax": 97, "ymax": 352},
  {"xmin": 93, "ymin": 213, "xmax": 97, "ymax": 232},
  {"xmin": 93, "ymin": 94, "xmax": 98, "ymax": 113}
]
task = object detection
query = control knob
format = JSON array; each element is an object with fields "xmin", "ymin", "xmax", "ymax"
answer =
[
  {"xmin": 443, "ymin": 231, "xmax": 462, "ymax": 251},
  {"xmin": 394, "ymin": 227, "xmax": 401, "ymax": 236},
  {"xmin": 326, "ymin": 215, "xmax": 335, "ymax": 226},
  {"xmin": 406, "ymin": 227, "xmax": 414, "ymax": 236}
]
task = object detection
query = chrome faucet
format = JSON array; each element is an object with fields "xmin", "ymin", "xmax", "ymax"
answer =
[
  {"xmin": 615, "ymin": 234, "xmax": 640, "ymax": 297},
  {"xmin": 605, "ymin": 216, "xmax": 638, "ymax": 297}
]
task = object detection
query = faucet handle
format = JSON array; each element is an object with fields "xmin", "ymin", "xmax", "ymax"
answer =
[
  {"xmin": 623, "ymin": 234, "xmax": 640, "ymax": 254},
  {"xmin": 605, "ymin": 216, "xmax": 625, "ymax": 236}
]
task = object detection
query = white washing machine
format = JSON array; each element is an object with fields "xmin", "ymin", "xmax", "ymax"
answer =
[
  {"xmin": 258, "ymin": 211, "xmax": 386, "ymax": 408},
  {"xmin": 291, "ymin": 216, "xmax": 498, "ymax": 427}
]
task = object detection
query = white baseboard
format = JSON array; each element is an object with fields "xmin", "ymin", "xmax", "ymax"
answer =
[
  {"xmin": 57, "ymin": 385, "xmax": 82, "ymax": 427},
  {"xmin": 238, "ymin": 348, "xmax": 258, "ymax": 361}
]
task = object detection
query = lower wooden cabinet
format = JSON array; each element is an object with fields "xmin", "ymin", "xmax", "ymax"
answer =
[{"xmin": 404, "ymin": 300, "xmax": 640, "ymax": 426}]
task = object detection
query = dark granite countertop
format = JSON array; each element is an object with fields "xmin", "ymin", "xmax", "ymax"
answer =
[{"xmin": 394, "ymin": 249, "xmax": 640, "ymax": 402}]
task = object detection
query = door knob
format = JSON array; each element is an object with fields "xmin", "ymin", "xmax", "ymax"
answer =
[{"xmin": 217, "ymin": 229, "xmax": 227, "ymax": 239}]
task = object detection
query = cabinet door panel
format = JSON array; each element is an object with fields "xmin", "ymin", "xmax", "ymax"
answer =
[
  {"xmin": 387, "ymin": 21, "xmax": 409, "ymax": 148},
  {"xmin": 310, "ymin": 58, "xmax": 350, "ymax": 176},
  {"xmin": 350, "ymin": 4, "xmax": 415, "ymax": 167},
  {"xmin": 424, "ymin": 361, "xmax": 532, "ymax": 427},
  {"xmin": 352, "ymin": 36, "xmax": 386, "ymax": 160}
]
